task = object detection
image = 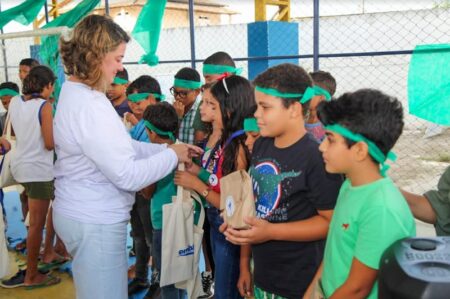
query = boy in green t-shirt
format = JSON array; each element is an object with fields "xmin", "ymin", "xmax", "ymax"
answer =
[
  {"xmin": 142, "ymin": 102, "xmax": 185, "ymax": 298},
  {"xmin": 305, "ymin": 89, "xmax": 416, "ymax": 299}
]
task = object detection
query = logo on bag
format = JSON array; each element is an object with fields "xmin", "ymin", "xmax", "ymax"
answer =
[
  {"xmin": 249, "ymin": 162, "xmax": 300, "ymax": 219},
  {"xmin": 178, "ymin": 245, "xmax": 194, "ymax": 256},
  {"xmin": 226, "ymin": 195, "xmax": 235, "ymax": 217}
]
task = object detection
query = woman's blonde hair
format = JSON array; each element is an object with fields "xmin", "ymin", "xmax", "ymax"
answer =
[{"xmin": 60, "ymin": 14, "xmax": 129, "ymax": 91}]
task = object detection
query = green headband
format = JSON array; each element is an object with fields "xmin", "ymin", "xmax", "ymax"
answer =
[
  {"xmin": 255, "ymin": 86, "xmax": 316, "ymax": 104},
  {"xmin": 325, "ymin": 124, "xmax": 397, "ymax": 176},
  {"xmin": 144, "ymin": 120, "xmax": 176, "ymax": 142},
  {"xmin": 173, "ymin": 78, "xmax": 202, "ymax": 90},
  {"xmin": 244, "ymin": 118, "xmax": 259, "ymax": 132},
  {"xmin": 113, "ymin": 77, "xmax": 128, "ymax": 85},
  {"xmin": 128, "ymin": 92, "xmax": 166, "ymax": 103},
  {"xmin": 313, "ymin": 86, "xmax": 331, "ymax": 101},
  {"xmin": 0, "ymin": 88, "xmax": 19, "ymax": 97},
  {"xmin": 202, "ymin": 64, "xmax": 243, "ymax": 76}
]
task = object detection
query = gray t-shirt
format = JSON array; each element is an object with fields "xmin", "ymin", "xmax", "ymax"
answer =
[{"xmin": 424, "ymin": 167, "xmax": 450, "ymax": 236}]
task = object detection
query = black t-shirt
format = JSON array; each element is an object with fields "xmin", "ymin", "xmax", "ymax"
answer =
[{"xmin": 250, "ymin": 134, "xmax": 342, "ymax": 298}]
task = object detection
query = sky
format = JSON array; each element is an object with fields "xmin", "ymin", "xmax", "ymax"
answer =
[{"xmin": 0, "ymin": 0, "xmax": 441, "ymax": 32}]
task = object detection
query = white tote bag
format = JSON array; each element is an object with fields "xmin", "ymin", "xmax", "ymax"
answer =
[
  {"xmin": 0, "ymin": 113, "xmax": 17, "ymax": 188},
  {"xmin": 160, "ymin": 163, "xmax": 195, "ymax": 287},
  {"xmin": 175, "ymin": 191, "xmax": 206, "ymax": 298}
]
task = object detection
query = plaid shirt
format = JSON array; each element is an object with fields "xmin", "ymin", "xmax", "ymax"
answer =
[{"xmin": 178, "ymin": 99, "xmax": 200, "ymax": 144}]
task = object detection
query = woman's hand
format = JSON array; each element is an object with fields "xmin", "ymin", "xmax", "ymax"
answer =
[
  {"xmin": 168, "ymin": 144, "xmax": 203, "ymax": 163},
  {"xmin": 0, "ymin": 137, "xmax": 11, "ymax": 154}
]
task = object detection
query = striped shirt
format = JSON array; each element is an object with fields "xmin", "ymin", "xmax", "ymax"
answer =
[{"xmin": 178, "ymin": 98, "xmax": 200, "ymax": 145}]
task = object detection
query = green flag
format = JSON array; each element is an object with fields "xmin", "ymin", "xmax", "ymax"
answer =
[
  {"xmin": 132, "ymin": 0, "xmax": 168, "ymax": 66},
  {"xmin": 39, "ymin": 0, "xmax": 100, "ymax": 100},
  {"xmin": 0, "ymin": 0, "xmax": 46, "ymax": 29},
  {"xmin": 408, "ymin": 44, "xmax": 450, "ymax": 125}
]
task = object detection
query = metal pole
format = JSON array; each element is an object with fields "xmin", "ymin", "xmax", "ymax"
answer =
[
  {"xmin": 313, "ymin": 0, "xmax": 320, "ymax": 71},
  {"xmin": 105, "ymin": 0, "xmax": 110, "ymax": 16},
  {"xmin": 188, "ymin": 0, "xmax": 196, "ymax": 69},
  {"xmin": 44, "ymin": 1, "xmax": 50, "ymax": 23},
  {"xmin": 0, "ymin": 0, "xmax": 9, "ymax": 81}
]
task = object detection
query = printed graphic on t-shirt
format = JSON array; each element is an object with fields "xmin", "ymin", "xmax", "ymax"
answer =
[{"xmin": 249, "ymin": 161, "xmax": 301, "ymax": 221}]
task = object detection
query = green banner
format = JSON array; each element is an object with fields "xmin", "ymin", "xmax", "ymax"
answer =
[{"xmin": 0, "ymin": 0, "xmax": 46, "ymax": 29}]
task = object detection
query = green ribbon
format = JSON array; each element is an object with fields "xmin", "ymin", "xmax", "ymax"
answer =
[
  {"xmin": 128, "ymin": 92, "xmax": 166, "ymax": 103},
  {"xmin": 0, "ymin": 88, "xmax": 19, "ymax": 97},
  {"xmin": 202, "ymin": 64, "xmax": 243, "ymax": 76},
  {"xmin": 244, "ymin": 118, "xmax": 260, "ymax": 132},
  {"xmin": 144, "ymin": 120, "xmax": 176, "ymax": 142},
  {"xmin": 255, "ymin": 86, "xmax": 316, "ymax": 104},
  {"xmin": 113, "ymin": 77, "xmax": 128, "ymax": 85},
  {"xmin": 313, "ymin": 86, "xmax": 331, "ymax": 101},
  {"xmin": 0, "ymin": 0, "xmax": 46, "ymax": 29},
  {"xmin": 173, "ymin": 78, "xmax": 202, "ymax": 90},
  {"xmin": 325, "ymin": 124, "xmax": 397, "ymax": 177}
]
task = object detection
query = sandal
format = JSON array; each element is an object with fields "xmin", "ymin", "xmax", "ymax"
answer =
[
  {"xmin": 24, "ymin": 275, "xmax": 61, "ymax": 290},
  {"xmin": 14, "ymin": 239, "xmax": 27, "ymax": 252},
  {"xmin": 38, "ymin": 257, "xmax": 70, "ymax": 272}
]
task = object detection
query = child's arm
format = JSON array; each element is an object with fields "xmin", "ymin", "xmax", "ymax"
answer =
[
  {"xmin": 303, "ymin": 262, "xmax": 323, "ymax": 299},
  {"xmin": 238, "ymin": 244, "xmax": 253, "ymax": 298},
  {"xmin": 41, "ymin": 101, "xmax": 54, "ymax": 150},
  {"xmin": 224, "ymin": 209, "xmax": 333, "ymax": 244},
  {"xmin": 401, "ymin": 189, "xmax": 436, "ymax": 224},
  {"xmin": 328, "ymin": 258, "xmax": 377, "ymax": 299},
  {"xmin": 140, "ymin": 183, "xmax": 156, "ymax": 200}
]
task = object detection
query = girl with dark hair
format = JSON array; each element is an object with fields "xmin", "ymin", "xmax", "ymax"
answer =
[
  {"xmin": 2, "ymin": 65, "xmax": 61, "ymax": 288},
  {"xmin": 174, "ymin": 75, "xmax": 256, "ymax": 299}
]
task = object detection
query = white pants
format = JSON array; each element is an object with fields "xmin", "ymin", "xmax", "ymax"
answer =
[{"xmin": 53, "ymin": 210, "xmax": 128, "ymax": 299}]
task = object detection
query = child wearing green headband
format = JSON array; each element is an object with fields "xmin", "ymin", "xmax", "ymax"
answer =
[
  {"xmin": 106, "ymin": 68, "xmax": 131, "ymax": 118},
  {"xmin": 171, "ymin": 67, "xmax": 202, "ymax": 145},
  {"xmin": 305, "ymin": 70, "xmax": 336, "ymax": 143},
  {"xmin": 0, "ymin": 82, "xmax": 20, "ymax": 134},
  {"xmin": 305, "ymin": 89, "xmax": 416, "ymax": 299},
  {"xmin": 223, "ymin": 63, "xmax": 342, "ymax": 299},
  {"xmin": 243, "ymin": 117, "xmax": 260, "ymax": 154}
]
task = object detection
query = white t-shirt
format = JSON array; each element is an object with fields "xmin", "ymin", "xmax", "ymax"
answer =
[
  {"xmin": 52, "ymin": 81, "xmax": 178, "ymax": 224},
  {"xmin": 9, "ymin": 96, "xmax": 54, "ymax": 183}
]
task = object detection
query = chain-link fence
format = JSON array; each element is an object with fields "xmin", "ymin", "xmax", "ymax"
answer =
[{"xmin": 0, "ymin": 1, "xmax": 448, "ymax": 233}]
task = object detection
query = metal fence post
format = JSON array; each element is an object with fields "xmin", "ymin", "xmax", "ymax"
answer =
[
  {"xmin": 105, "ymin": 0, "xmax": 110, "ymax": 16},
  {"xmin": 313, "ymin": 0, "xmax": 320, "ymax": 71},
  {"xmin": 0, "ymin": 0, "xmax": 8, "ymax": 81},
  {"xmin": 188, "ymin": 0, "xmax": 196, "ymax": 69}
]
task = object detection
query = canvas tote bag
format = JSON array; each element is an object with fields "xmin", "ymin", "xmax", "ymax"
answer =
[{"xmin": 0, "ymin": 112, "xmax": 17, "ymax": 188}]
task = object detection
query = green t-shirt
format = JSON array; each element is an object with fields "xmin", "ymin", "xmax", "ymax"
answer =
[
  {"xmin": 322, "ymin": 177, "xmax": 416, "ymax": 299},
  {"xmin": 424, "ymin": 166, "xmax": 450, "ymax": 236},
  {"xmin": 151, "ymin": 172, "xmax": 204, "ymax": 230}
]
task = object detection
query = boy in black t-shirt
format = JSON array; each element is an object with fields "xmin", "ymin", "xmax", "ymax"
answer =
[{"xmin": 224, "ymin": 63, "xmax": 342, "ymax": 299}]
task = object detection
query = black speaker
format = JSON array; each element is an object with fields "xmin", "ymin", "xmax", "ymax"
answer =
[{"xmin": 379, "ymin": 237, "xmax": 450, "ymax": 299}]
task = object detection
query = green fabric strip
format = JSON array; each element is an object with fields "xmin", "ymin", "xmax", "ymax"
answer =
[
  {"xmin": 255, "ymin": 86, "xmax": 316, "ymax": 104},
  {"xmin": 113, "ymin": 77, "xmax": 128, "ymax": 85},
  {"xmin": 198, "ymin": 168, "xmax": 211, "ymax": 184},
  {"xmin": 244, "ymin": 118, "xmax": 259, "ymax": 132},
  {"xmin": 173, "ymin": 78, "xmax": 202, "ymax": 89},
  {"xmin": 325, "ymin": 124, "xmax": 397, "ymax": 176},
  {"xmin": 0, "ymin": 0, "xmax": 46, "ymax": 29},
  {"xmin": 0, "ymin": 88, "xmax": 19, "ymax": 97},
  {"xmin": 313, "ymin": 85, "xmax": 331, "ymax": 101},
  {"xmin": 202, "ymin": 64, "xmax": 242, "ymax": 76},
  {"xmin": 144, "ymin": 120, "xmax": 176, "ymax": 142},
  {"xmin": 128, "ymin": 92, "xmax": 165, "ymax": 102},
  {"xmin": 132, "ymin": 0, "xmax": 168, "ymax": 66}
]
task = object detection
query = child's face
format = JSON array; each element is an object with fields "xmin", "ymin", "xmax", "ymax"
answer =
[
  {"xmin": 245, "ymin": 131, "xmax": 260, "ymax": 153},
  {"xmin": 203, "ymin": 74, "xmax": 222, "ymax": 84},
  {"xmin": 199, "ymin": 89, "xmax": 222, "ymax": 125},
  {"xmin": 307, "ymin": 95, "xmax": 325, "ymax": 124},
  {"xmin": 129, "ymin": 96, "xmax": 157, "ymax": 120},
  {"xmin": 19, "ymin": 65, "xmax": 31, "ymax": 82},
  {"xmin": 254, "ymin": 90, "xmax": 302, "ymax": 138},
  {"xmin": 172, "ymin": 87, "xmax": 199, "ymax": 106},
  {"xmin": 106, "ymin": 83, "xmax": 127, "ymax": 101},
  {"xmin": 41, "ymin": 83, "xmax": 55, "ymax": 100},
  {"xmin": 319, "ymin": 131, "xmax": 353, "ymax": 174},
  {"xmin": 1, "ymin": 95, "xmax": 13, "ymax": 110},
  {"xmin": 101, "ymin": 42, "xmax": 126, "ymax": 85}
]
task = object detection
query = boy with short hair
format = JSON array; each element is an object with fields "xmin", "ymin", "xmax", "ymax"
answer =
[
  {"xmin": 170, "ymin": 67, "xmax": 202, "ymax": 145},
  {"xmin": 306, "ymin": 70, "xmax": 337, "ymax": 143},
  {"xmin": 126, "ymin": 75, "xmax": 165, "ymax": 296},
  {"xmin": 142, "ymin": 102, "xmax": 186, "ymax": 299},
  {"xmin": 224, "ymin": 63, "xmax": 342, "ymax": 298},
  {"xmin": 19, "ymin": 58, "xmax": 39, "ymax": 82},
  {"xmin": 107, "ymin": 68, "xmax": 131, "ymax": 118},
  {"xmin": 305, "ymin": 89, "xmax": 416, "ymax": 299}
]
